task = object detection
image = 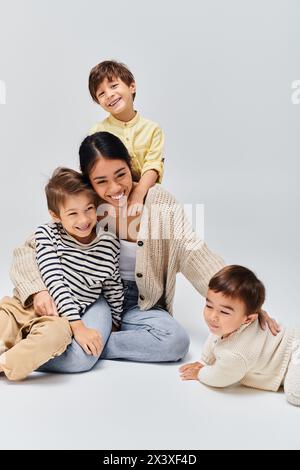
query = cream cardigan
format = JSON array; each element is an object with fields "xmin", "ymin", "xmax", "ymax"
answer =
[
  {"xmin": 10, "ymin": 185, "xmax": 225, "ymax": 313},
  {"xmin": 199, "ymin": 320, "xmax": 300, "ymax": 391}
]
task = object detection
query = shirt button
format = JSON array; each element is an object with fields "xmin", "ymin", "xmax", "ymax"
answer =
[
  {"xmin": 137, "ymin": 241, "xmax": 143, "ymax": 246},
  {"xmin": 139, "ymin": 295, "xmax": 145, "ymax": 301},
  {"xmin": 136, "ymin": 273, "xmax": 143, "ymax": 278}
]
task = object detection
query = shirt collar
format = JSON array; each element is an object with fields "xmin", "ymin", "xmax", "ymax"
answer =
[
  {"xmin": 107, "ymin": 111, "xmax": 140, "ymax": 128},
  {"xmin": 218, "ymin": 320, "xmax": 257, "ymax": 343}
]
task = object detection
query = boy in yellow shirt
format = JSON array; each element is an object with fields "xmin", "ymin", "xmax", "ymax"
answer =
[{"xmin": 88, "ymin": 60, "xmax": 164, "ymax": 215}]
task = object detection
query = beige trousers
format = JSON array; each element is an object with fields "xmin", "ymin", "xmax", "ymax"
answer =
[{"xmin": 0, "ymin": 296, "xmax": 72, "ymax": 381}]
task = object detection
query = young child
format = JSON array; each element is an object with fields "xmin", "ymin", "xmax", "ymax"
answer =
[
  {"xmin": 0, "ymin": 168, "xmax": 124, "ymax": 381},
  {"xmin": 179, "ymin": 265, "xmax": 300, "ymax": 406},
  {"xmin": 35, "ymin": 167, "xmax": 124, "ymax": 354},
  {"xmin": 88, "ymin": 60, "xmax": 164, "ymax": 214}
]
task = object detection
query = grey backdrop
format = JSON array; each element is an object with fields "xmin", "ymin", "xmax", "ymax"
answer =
[
  {"xmin": 0, "ymin": 0, "xmax": 299, "ymax": 322},
  {"xmin": 0, "ymin": 0, "xmax": 300, "ymax": 451}
]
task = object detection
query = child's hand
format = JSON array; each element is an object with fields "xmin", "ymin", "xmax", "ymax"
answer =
[
  {"xmin": 127, "ymin": 186, "xmax": 145, "ymax": 216},
  {"xmin": 71, "ymin": 321, "xmax": 103, "ymax": 356},
  {"xmin": 33, "ymin": 291, "xmax": 58, "ymax": 317},
  {"xmin": 179, "ymin": 361, "xmax": 204, "ymax": 381}
]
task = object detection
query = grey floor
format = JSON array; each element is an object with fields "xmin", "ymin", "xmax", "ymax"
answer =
[
  {"xmin": 0, "ymin": 275, "xmax": 299, "ymax": 451},
  {"xmin": 1, "ymin": 0, "xmax": 299, "ymax": 451}
]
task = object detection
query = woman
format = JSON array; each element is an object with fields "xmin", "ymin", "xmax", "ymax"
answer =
[{"xmin": 10, "ymin": 132, "xmax": 279, "ymax": 373}]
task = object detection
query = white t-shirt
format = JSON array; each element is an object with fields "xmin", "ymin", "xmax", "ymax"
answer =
[{"xmin": 119, "ymin": 239, "xmax": 137, "ymax": 281}]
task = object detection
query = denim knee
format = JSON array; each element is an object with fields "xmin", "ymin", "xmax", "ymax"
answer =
[
  {"xmin": 60, "ymin": 349, "xmax": 100, "ymax": 373},
  {"xmin": 65, "ymin": 354, "xmax": 99, "ymax": 374},
  {"xmin": 158, "ymin": 323, "xmax": 190, "ymax": 362},
  {"xmin": 39, "ymin": 344, "xmax": 100, "ymax": 374},
  {"xmin": 170, "ymin": 326, "xmax": 190, "ymax": 361}
]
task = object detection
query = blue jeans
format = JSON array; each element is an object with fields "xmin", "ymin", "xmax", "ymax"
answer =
[{"xmin": 39, "ymin": 280, "xmax": 190, "ymax": 373}]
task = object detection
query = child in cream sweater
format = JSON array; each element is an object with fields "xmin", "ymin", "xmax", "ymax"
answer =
[{"xmin": 179, "ymin": 265, "xmax": 300, "ymax": 406}]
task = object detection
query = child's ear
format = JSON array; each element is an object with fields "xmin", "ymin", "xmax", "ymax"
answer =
[
  {"xmin": 49, "ymin": 210, "xmax": 61, "ymax": 223},
  {"xmin": 244, "ymin": 313, "xmax": 258, "ymax": 325},
  {"xmin": 130, "ymin": 81, "xmax": 136, "ymax": 94}
]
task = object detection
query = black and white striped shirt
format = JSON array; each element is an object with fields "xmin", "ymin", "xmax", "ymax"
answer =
[{"xmin": 35, "ymin": 223, "xmax": 124, "ymax": 326}]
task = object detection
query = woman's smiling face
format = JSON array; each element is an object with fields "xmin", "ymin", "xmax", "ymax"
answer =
[{"xmin": 89, "ymin": 157, "xmax": 133, "ymax": 208}]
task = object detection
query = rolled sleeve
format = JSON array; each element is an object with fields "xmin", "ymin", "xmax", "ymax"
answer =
[
  {"xmin": 198, "ymin": 351, "xmax": 248, "ymax": 388},
  {"xmin": 141, "ymin": 127, "xmax": 165, "ymax": 183}
]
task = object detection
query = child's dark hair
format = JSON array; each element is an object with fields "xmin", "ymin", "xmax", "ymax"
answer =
[
  {"xmin": 45, "ymin": 167, "xmax": 99, "ymax": 215},
  {"xmin": 209, "ymin": 265, "xmax": 266, "ymax": 315},
  {"xmin": 79, "ymin": 131, "xmax": 139, "ymax": 182},
  {"xmin": 89, "ymin": 60, "xmax": 136, "ymax": 103}
]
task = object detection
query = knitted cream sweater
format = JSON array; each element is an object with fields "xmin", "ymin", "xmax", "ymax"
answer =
[
  {"xmin": 199, "ymin": 320, "xmax": 300, "ymax": 391},
  {"xmin": 10, "ymin": 185, "xmax": 225, "ymax": 313}
]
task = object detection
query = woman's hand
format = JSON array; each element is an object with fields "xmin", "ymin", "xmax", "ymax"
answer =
[
  {"xmin": 33, "ymin": 290, "xmax": 58, "ymax": 316},
  {"xmin": 71, "ymin": 321, "xmax": 103, "ymax": 356},
  {"xmin": 258, "ymin": 309, "xmax": 281, "ymax": 336},
  {"xmin": 179, "ymin": 361, "xmax": 204, "ymax": 381}
]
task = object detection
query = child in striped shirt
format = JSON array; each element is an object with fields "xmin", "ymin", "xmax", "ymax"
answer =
[{"xmin": 35, "ymin": 167, "xmax": 124, "ymax": 356}]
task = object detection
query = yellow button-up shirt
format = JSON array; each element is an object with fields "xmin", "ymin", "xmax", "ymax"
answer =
[{"xmin": 89, "ymin": 112, "xmax": 164, "ymax": 182}]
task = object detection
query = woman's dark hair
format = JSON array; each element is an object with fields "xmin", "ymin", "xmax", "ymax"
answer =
[
  {"xmin": 79, "ymin": 131, "xmax": 138, "ymax": 181},
  {"xmin": 209, "ymin": 265, "xmax": 266, "ymax": 315}
]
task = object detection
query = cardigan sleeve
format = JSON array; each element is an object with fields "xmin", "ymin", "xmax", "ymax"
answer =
[
  {"xmin": 201, "ymin": 335, "xmax": 217, "ymax": 366},
  {"xmin": 198, "ymin": 350, "xmax": 248, "ymax": 388},
  {"xmin": 180, "ymin": 242, "xmax": 225, "ymax": 298},
  {"xmin": 174, "ymin": 203, "xmax": 225, "ymax": 297},
  {"xmin": 144, "ymin": 185, "xmax": 225, "ymax": 299},
  {"xmin": 10, "ymin": 234, "xmax": 46, "ymax": 307}
]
